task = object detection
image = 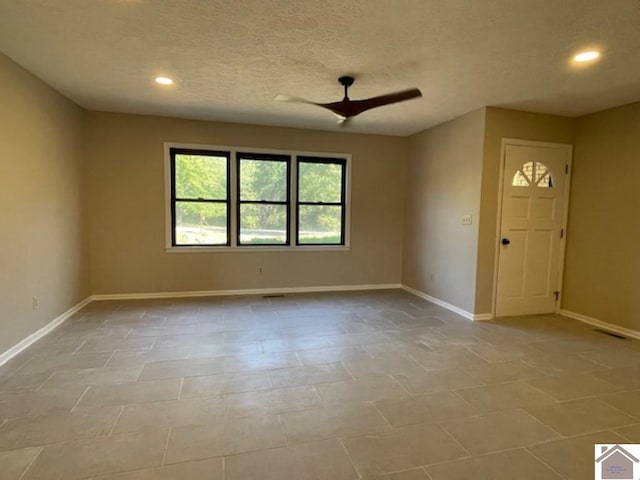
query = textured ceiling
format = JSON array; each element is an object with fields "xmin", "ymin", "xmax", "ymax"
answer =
[{"xmin": 1, "ymin": 0, "xmax": 639, "ymax": 136}]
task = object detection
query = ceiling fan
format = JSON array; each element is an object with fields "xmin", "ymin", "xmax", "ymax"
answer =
[{"xmin": 275, "ymin": 76, "xmax": 422, "ymax": 124}]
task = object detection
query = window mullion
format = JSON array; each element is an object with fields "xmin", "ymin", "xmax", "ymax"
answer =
[
  {"xmin": 291, "ymin": 157, "xmax": 298, "ymax": 247},
  {"xmin": 230, "ymin": 151, "xmax": 238, "ymax": 247}
]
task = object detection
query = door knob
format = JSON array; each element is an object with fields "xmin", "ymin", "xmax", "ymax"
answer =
[{"xmin": 501, "ymin": 238, "xmax": 510, "ymax": 245}]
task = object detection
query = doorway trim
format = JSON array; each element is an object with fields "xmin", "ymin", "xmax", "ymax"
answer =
[{"xmin": 491, "ymin": 138, "xmax": 573, "ymax": 318}]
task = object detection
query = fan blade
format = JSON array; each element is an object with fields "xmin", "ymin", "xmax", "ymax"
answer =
[
  {"xmin": 274, "ymin": 94, "xmax": 318, "ymax": 105},
  {"xmin": 320, "ymin": 88, "xmax": 422, "ymax": 118}
]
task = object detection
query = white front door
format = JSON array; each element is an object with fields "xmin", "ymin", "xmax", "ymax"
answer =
[{"xmin": 496, "ymin": 141, "xmax": 572, "ymax": 317}]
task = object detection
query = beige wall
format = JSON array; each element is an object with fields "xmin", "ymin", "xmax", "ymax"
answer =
[
  {"xmin": 84, "ymin": 112, "xmax": 407, "ymax": 294},
  {"xmin": 0, "ymin": 53, "xmax": 89, "ymax": 355},
  {"xmin": 475, "ymin": 108, "xmax": 575, "ymax": 314},
  {"xmin": 562, "ymin": 102, "xmax": 640, "ymax": 330},
  {"xmin": 402, "ymin": 109, "xmax": 486, "ymax": 314}
]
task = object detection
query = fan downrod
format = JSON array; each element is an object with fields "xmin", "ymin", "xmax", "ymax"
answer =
[{"xmin": 338, "ymin": 76, "xmax": 355, "ymax": 100}]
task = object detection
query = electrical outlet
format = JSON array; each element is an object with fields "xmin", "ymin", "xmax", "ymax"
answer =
[
  {"xmin": 462, "ymin": 214, "xmax": 473, "ymax": 225},
  {"xmin": 32, "ymin": 296, "xmax": 38, "ymax": 310}
]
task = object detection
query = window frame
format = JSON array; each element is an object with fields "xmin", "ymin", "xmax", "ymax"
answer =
[
  {"xmin": 296, "ymin": 156, "xmax": 347, "ymax": 246},
  {"xmin": 164, "ymin": 143, "xmax": 351, "ymax": 252},
  {"xmin": 169, "ymin": 147, "xmax": 231, "ymax": 247},
  {"xmin": 236, "ymin": 152, "xmax": 291, "ymax": 247}
]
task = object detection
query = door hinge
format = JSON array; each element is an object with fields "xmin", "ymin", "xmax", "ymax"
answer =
[
  {"xmin": 565, "ymin": 164, "xmax": 569, "ymax": 174},
  {"xmin": 554, "ymin": 291, "xmax": 560, "ymax": 302},
  {"xmin": 560, "ymin": 228, "xmax": 564, "ymax": 239}
]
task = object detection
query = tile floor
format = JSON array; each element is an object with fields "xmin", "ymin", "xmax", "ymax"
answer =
[{"xmin": 0, "ymin": 289, "xmax": 639, "ymax": 479}]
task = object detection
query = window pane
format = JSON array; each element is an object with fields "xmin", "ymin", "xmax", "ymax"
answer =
[
  {"xmin": 175, "ymin": 154, "xmax": 227, "ymax": 199},
  {"xmin": 536, "ymin": 172, "xmax": 553, "ymax": 187},
  {"xmin": 534, "ymin": 162, "xmax": 553, "ymax": 187},
  {"xmin": 521, "ymin": 161, "xmax": 534, "ymax": 181},
  {"xmin": 298, "ymin": 162, "xmax": 343, "ymax": 203},
  {"xmin": 512, "ymin": 170, "xmax": 530, "ymax": 187},
  {"xmin": 298, "ymin": 205, "xmax": 342, "ymax": 244},
  {"xmin": 175, "ymin": 202, "xmax": 227, "ymax": 245},
  {"xmin": 240, "ymin": 204, "xmax": 287, "ymax": 244},
  {"xmin": 239, "ymin": 159, "xmax": 287, "ymax": 201}
]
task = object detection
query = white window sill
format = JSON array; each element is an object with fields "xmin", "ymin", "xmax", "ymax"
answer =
[{"xmin": 164, "ymin": 245, "xmax": 351, "ymax": 253}]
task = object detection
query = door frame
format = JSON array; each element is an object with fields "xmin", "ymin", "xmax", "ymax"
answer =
[{"xmin": 491, "ymin": 138, "xmax": 574, "ymax": 317}]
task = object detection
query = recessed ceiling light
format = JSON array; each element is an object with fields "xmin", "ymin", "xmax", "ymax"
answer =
[
  {"xmin": 573, "ymin": 50, "xmax": 601, "ymax": 63},
  {"xmin": 155, "ymin": 76, "xmax": 174, "ymax": 85}
]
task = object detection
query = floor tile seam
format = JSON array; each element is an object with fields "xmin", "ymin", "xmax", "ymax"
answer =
[
  {"xmin": 268, "ymin": 375, "xmax": 355, "ymax": 390},
  {"xmin": 432, "ymin": 406, "xmax": 553, "ymax": 431},
  {"xmin": 516, "ymin": 407, "xmax": 566, "ymax": 438},
  {"xmin": 17, "ymin": 445, "xmax": 43, "ymax": 480},
  {"xmin": 33, "ymin": 371, "xmax": 55, "ymax": 393},
  {"xmin": 421, "ymin": 465, "xmax": 434, "ymax": 480},
  {"xmin": 589, "ymin": 396, "xmax": 640, "ymax": 423},
  {"xmin": 615, "ymin": 426, "xmax": 639, "ymax": 441},
  {"xmin": 452, "ymin": 376, "xmax": 555, "ymax": 397},
  {"xmin": 523, "ymin": 446, "xmax": 567, "ymax": 479},
  {"xmin": 525, "ymin": 386, "xmax": 631, "ymax": 404},
  {"xmin": 519, "ymin": 358, "xmax": 566, "ymax": 376},
  {"xmin": 105, "ymin": 405, "xmax": 126, "ymax": 437},
  {"xmin": 177, "ymin": 377, "xmax": 185, "ymax": 399},
  {"xmin": 436, "ymin": 422, "xmax": 473, "ymax": 458},
  {"xmin": 70, "ymin": 386, "xmax": 91, "ymax": 413},
  {"xmin": 523, "ymin": 428, "xmax": 624, "ymax": 450},
  {"xmin": 96, "ymin": 318, "xmax": 110, "ymax": 330},
  {"xmin": 276, "ymin": 413, "xmax": 289, "ymax": 447},
  {"xmin": 337, "ymin": 437, "xmax": 362, "ymax": 479},
  {"xmin": 147, "ymin": 337, "xmax": 159, "ymax": 350},
  {"xmin": 367, "ymin": 401, "xmax": 394, "ymax": 431},
  {"xmin": 260, "ymin": 344, "xmax": 338, "ymax": 355},
  {"xmin": 595, "ymin": 388, "xmax": 640, "ymax": 403},
  {"xmin": 575, "ymin": 351, "xmax": 617, "ymax": 368},
  {"xmin": 10, "ymin": 357, "xmax": 35, "ymax": 377},
  {"xmin": 614, "ymin": 420, "xmax": 640, "ymax": 430},
  {"xmin": 102, "ymin": 351, "xmax": 117, "ymax": 371},
  {"xmin": 336, "ymin": 360, "xmax": 359, "ymax": 380},
  {"xmin": 0, "ymin": 435, "xmax": 90, "ymax": 454},
  {"xmin": 160, "ymin": 426, "xmax": 172, "ymax": 465},
  {"xmin": 457, "ymin": 372, "xmax": 557, "ymax": 388},
  {"xmin": 226, "ymin": 401, "xmax": 328, "ymax": 420},
  {"xmin": 421, "ymin": 445, "xmax": 544, "ymax": 473},
  {"xmin": 390, "ymin": 373, "xmax": 415, "ymax": 396},
  {"xmin": 162, "ymin": 433, "xmax": 303, "ymax": 459},
  {"xmin": 372, "ymin": 409, "xmax": 487, "ymax": 431},
  {"xmin": 71, "ymin": 340, "xmax": 88, "ymax": 356},
  {"xmin": 436, "ymin": 413, "xmax": 579, "ymax": 458},
  {"xmin": 449, "ymin": 389, "xmax": 480, "ymax": 411}
]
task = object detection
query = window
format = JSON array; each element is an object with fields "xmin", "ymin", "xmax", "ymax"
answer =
[
  {"xmin": 170, "ymin": 149, "xmax": 230, "ymax": 246},
  {"xmin": 297, "ymin": 157, "xmax": 346, "ymax": 245},
  {"xmin": 237, "ymin": 153, "xmax": 290, "ymax": 245},
  {"xmin": 512, "ymin": 161, "xmax": 553, "ymax": 188},
  {"xmin": 166, "ymin": 145, "xmax": 349, "ymax": 250}
]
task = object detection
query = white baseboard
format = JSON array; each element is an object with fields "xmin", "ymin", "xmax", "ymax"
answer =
[
  {"xmin": 559, "ymin": 309, "xmax": 640, "ymax": 341},
  {"xmin": 401, "ymin": 284, "xmax": 492, "ymax": 321},
  {"xmin": 91, "ymin": 283, "xmax": 403, "ymax": 301},
  {"xmin": 0, "ymin": 297, "xmax": 92, "ymax": 367}
]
